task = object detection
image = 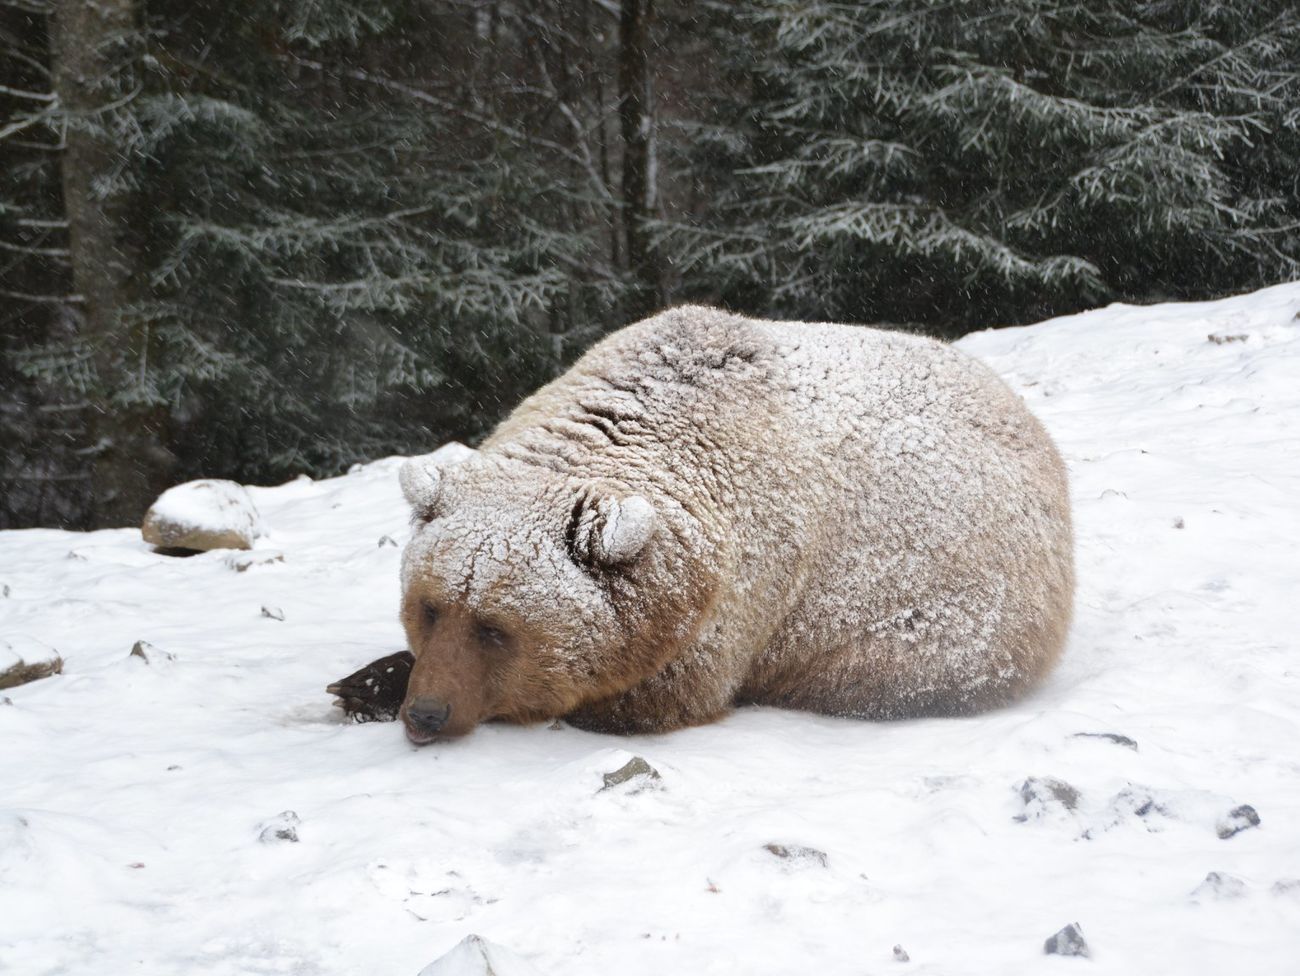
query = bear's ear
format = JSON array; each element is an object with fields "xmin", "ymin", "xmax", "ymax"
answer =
[
  {"xmin": 569, "ymin": 490, "xmax": 658, "ymax": 568},
  {"xmin": 399, "ymin": 442, "xmax": 477, "ymax": 518}
]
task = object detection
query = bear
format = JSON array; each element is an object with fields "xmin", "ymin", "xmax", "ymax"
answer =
[{"xmin": 328, "ymin": 305, "xmax": 1074, "ymax": 743}]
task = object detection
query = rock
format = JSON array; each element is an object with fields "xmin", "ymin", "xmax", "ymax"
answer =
[
  {"xmin": 129, "ymin": 640, "xmax": 175, "ymax": 665},
  {"xmin": 142, "ymin": 479, "xmax": 263, "ymax": 552},
  {"xmin": 1216, "ymin": 804, "xmax": 1260, "ymax": 839},
  {"xmin": 600, "ymin": 756, "xmax": 662, "ymax": 793},
  {"xmin": 378, "ymin": 535, "xmax": 399, "ymax": 548},
  {"xmin": 1192, "ymin": 871, "xmax": 1247, "ymax": 900},
  {"xmin": 0, "ymin": 636, "xmax": 64, "ymax": 690},
  {"xmin": 1207, "ymin": 332, "xmax": 1248, "ymax": 345},
  {"xmin": 763, "ymin": 843, "xmax": 828, "ymax": 867},
  {"xmin": 1271, "ymin": 879, "xmax": 1300, "ymax": 898},
  {"xmin": 1016, "ymin": 776, "xmax": 1081, "ymax": 821},
  {"xmin": 892, "ymin": 944, "xmax": 910, "ymax": 962},
  {"xmin": 258, "ymin": 811, "xmax": 300, "ymax": 844},
  {"xmin": 1043, "ymin": 923, "xmax": 1090, "ymax": 958},
  {"xmin": 1071, "ymin": 732, "xmax": 1138, "ymax": 751},
  {"xmin": 417, "ymin": 934, "xmax": 548, "ymax": 976},
  {"xmin": 261, "ymin": 606, "xmax": 285, "ymax": 621},
  {"xmin": 224, "ymin": 551, "xmax": 284, "ymax": 572}
]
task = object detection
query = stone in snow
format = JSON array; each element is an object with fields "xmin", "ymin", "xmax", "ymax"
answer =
[
  {"xmin": 892, "ymin": 944, "xmax": 910, "ymax": 962},
  {"xmin": 258, "ymin": 811, "xmax": 300, "ymax": 844},
  {"xmin": 600, "ymin": 756, "xmax": 662, "ymax": 793},
  {"xmin": 1016, "ymin": 776, "xmax": 1082, "ymax": 821},
  {"xmin": 763, "ymin": 843, "xmax": 828, "ymax": 867},
  {"xmin": 1043, "ymin": 923, "xmax": 1090, "ymax": 957},
  {"xmin": 1192, "ymin": 871, "xmax": 1247, "ymax": 900},
  {"xmin": 0, "ymin": 636, "xmax": 63, "ymax": 690},
  {"xmin": 1216, "ymin": 804, "xmax": 1261, "ymax": 839},
  {"xmin": 416, "ymin": 934, "xmax": 548, "ymax": 976},
  {"xmin": 142, "ymin": 479, "xmax": 263, "ymax": 552}
]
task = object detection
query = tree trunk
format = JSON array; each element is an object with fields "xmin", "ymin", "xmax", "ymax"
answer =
[
  {"xmin": 50, "ymin": 0, "xmax": 173, "ymax": 527},
  {"xmin": 619, "ymin": 0, "xmax": 660, "ymax": 314}
]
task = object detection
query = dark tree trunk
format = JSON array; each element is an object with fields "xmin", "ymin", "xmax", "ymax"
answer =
[
  {"xmin": 50, "ymin": 0, "xmax": 173, "ymax": 527},
  {"xmin": 619, "ymin": 0, "xmax": 660, "ymax": 314}
]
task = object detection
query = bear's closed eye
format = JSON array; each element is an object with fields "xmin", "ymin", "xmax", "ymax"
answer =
[
  {"xmin": 422, "ymin": 602, "xmax": 439, "ymax": 626},
  {"xmin": 476, "ymin": 623, "xmax": 508, "ymax": 648}
]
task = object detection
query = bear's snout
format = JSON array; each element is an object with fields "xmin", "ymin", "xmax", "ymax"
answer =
[{"xmin": 404, "ymin": 696, "xmax": 452, "ymax": 744}]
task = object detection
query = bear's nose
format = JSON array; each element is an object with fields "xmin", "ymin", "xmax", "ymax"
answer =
[{"xmin": 406, "ymin": 697, "xmax": 452, "ymax": 734}]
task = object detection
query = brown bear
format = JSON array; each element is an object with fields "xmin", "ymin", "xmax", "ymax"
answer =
[{"xmin": 329, "ymin": 305, "xmax": 1074, "ymax": 743}]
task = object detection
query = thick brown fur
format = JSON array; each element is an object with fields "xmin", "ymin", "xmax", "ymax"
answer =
[{"xmin": 392, "ymin": 306, "xmax": 1074, "ymax": 741}]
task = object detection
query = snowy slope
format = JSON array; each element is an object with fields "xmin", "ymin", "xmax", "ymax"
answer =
[{"xmin": 3, "ymin": 284, "xmax": 1299, "ymax": 975}]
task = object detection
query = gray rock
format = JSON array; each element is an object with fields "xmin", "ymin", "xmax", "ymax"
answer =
[
  {"xmin": 224, "ymin": 551, "xmax": 284, "ymax": 572},
  {"xmin": 892, "ymin": 944, "xmax": 910, "ymax": 962},
  {"xmin": 129, "ymin": 640, "xmax": 175, "ymax": 665},
  {"xmin": 1071, "ymin": 732, "xmax": 1138, "ymax": 751},
  {"xmin": 763, "ymin": 843, "xmax": 828, "ymax": 867},
  {"xmin": 1192, "ymin": 871, "xmax": 1247, "ymax": 900},
  {"xmin": 142, "ymin": 479, "xmax": 263, "ymax": 552},
  {"xmin": 261, "ymin": 606, "xmax": 286, "ymax": 621},
  {"xmin": 1043, "ymin": 923, "xmax": 1090, "ymax": 957},
  {"xmin": 600, "ymin": 756, "xmax": 661, "ymax": 792},
  {"xmin": 258, "ymin": 811, "xmax": 300, "ymax": 844},
  {"xmin": 417, "ymin": 934, "xmax": 548, "ymax": 976},
  {"xmin": 1216, "ymin": 804, "xmax": 1260, "ymax": 839},
  {"xmin": 1271, "ymin": 879, "xmax": 1300, "ymax": 898},
  {"xmin": 0, "ymin": 637, "xmax": 64, "ymax": 690},
  {"xmin": 1016, "ymin": 776, "xmax": 1081, "ymax": 821}
]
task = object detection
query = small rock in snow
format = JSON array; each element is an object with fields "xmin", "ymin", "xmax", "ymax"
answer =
[
  {"xmin": 142, "ymin": 479, "xmax": 263, "ymax": 552},
  {"xmin": 1172, "ymin": 516, "xmax": 1185, "ymax": 529},
  {"xmin": 0, "ymin": 637, "xmax": 64, "ymax": 691},
  {"xmin": 416, "ymin": 934, "xmax": 548, "ymax": 976},
  {"xmin": 378, "ymin": 535, "xmax": 399, "ymax": 548},
  {"xmin": 1, "ymin": 583, "xmax": 9, "ymax": 597},
  {"xmin": 224, "ymin": 551, "xmax": 284, "ymax": 572},
  {"xmin": 129, "ymin": 640, "xmax": 175, "ymax": 665},
  {"xmin": 261, "ymin": 606, "xmax": 285, "ymax": 621},
  {"xmin": 763, "ymin": 843, "xmax": 828, "ymax": 867},
  {"xmin": 1216, "ymin": 804, "xmax": 1261, "ymax": 839},
  {"xmin": 1207, "ymin": 332, "xmax": 1248, "ymax": 345},
  {"xmin": 1, "ymin": 696, "xmax": 12, "ymax": 706},
  {"xmin": 1192, "ymin": 871, "xmax": 1247, "ymax": 900},
  {"xmin": 1016, "ymin": 776, "xmax": 1082, "ymax": 820},
  {"xmin": 1043, "ymin": 923, "xmax": 1090, "ymax": 958},
  {"xmin": 1271, "ymin": 879, "xmax": 1300, "ymax": 898},
  {"xmin": 600, "ymin": 756, "xmax": 662, "ymax": 793},
  {"xmin": 1071, "ymin": 732, "xmax": 1138, "ymax": 751},
  {"xmin": 258, "ymin": 811, "xmax": 300, "ymax": 844},
  {"xmin": 892, "ymin": 944, "xmax": 910, "ymax": 962}
]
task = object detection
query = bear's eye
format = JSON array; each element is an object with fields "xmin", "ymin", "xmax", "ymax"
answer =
[
  {"xmin": 421, "ymin": 602, "xmax": 439, "ymax": 627},
  {"xmin": 475, "ymin": 622, "xmax": 508, "ymax": 649}
]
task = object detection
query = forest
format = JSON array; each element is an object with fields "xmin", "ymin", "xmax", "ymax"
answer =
[{"xmin": 3, "ymin": 0, "xmax": 1299, "ymax": 529}]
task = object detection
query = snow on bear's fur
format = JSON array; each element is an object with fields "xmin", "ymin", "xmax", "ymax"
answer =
[{"xmin": 396, "ymin": 305, "xmax": 1074, "ymax": 741}]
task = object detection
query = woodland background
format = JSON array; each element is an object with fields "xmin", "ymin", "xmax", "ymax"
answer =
[{"xmin": 3, "ymin": 0, "xmax": 1298, "ymax": 528}]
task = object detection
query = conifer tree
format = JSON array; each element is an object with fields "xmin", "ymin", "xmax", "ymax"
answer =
[{"xmin": 674, "ymin": 0, "xmax": 1300, "ymax": 333}]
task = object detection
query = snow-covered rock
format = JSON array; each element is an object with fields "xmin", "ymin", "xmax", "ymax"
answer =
[
  {"xmin": 141, "ymin": 478, "xmax": 263, "ymax": 551},
  {"xmin": 417, "ymin": 935, "xmax": 548, "ymax": 976},
  {"xmin": 0, "ymin": 636, "xmax": 62, "ymax": 690}
]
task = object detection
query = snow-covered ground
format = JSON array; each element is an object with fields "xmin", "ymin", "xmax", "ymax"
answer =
[{"xmin": 3, "ymin": 284, "xmax": 1299, "ymax": 975}]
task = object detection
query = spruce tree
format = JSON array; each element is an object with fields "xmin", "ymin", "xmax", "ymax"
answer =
[{"xmin": 674, "ymin": 0, "xmax": 1300, "ymax": 334}]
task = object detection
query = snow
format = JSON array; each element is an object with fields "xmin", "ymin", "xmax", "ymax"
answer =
[{"xmin": 3, "ymin": 284, "xmax": 1300, "ymax": 974}]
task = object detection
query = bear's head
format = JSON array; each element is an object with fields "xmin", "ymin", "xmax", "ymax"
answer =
[{"xmin": 396, "ymin": 447, "xmax": 680, "ymax": 744}]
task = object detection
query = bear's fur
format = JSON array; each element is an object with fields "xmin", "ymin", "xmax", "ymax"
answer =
[{"xmin": 392, "ymin": 306, "xmax": 1073, "ymax": 741}]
